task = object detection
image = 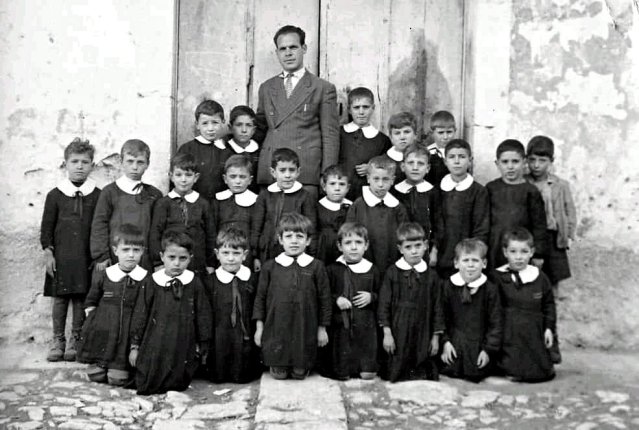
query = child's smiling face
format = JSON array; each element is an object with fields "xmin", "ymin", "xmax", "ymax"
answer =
[
  {"xmin": 349, "ymin": 97, "xmax": 375, "ymax": 127},
  {"xmin": 503, "ymin": 239, "xmax": 534, "ymax": 272},
  {"xmin": 401, "ymin": 152, "xmax": 430, "ymax": 184},
  {"xmin": 270, "ymin": 161, "xmax": 300, "ymax": 190},
  {"xmin": 367, "ymin": 167, "xmax": 394, "ymax": 199},
  {"xmin": 337, "ymin": 233, "xmax": 368, "ymax": 264},
  {"xmin": 160, "ymin": 243, "xmax": 192, "ymax": 277},
  {"xmin": 215, "ymin": 245, "xmax": 248, "ymax": 274},
  {"xmin": 64, "ymin": 152, "xmax": 94, "ymax": 183},
  {"xmin": 278, "ymin": 230, "xmax": 311, "ymax": 257},
  {"xmin": 170, "ymin": 167, "xmax": 199, "ymax": 196},
  {"xmin": 196, "ymin": 113, "xmax": 224, "ymax": 142}
]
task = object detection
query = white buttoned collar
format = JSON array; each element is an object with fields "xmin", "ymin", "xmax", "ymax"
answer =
[
  {"xmin": 168, "ymin": 189, "xmax": 200, "ymax": 203},
  {"xmin": 275, "ymin": 252, "xmax": 314, "ymax": 268},
  {"xmin": 319, "ymin": 197, "xmax": 352, "ymax": 211},
  {"xmin": 386, "ymin": 146, "xmax": 404, "ymax": 162},
  {"xmin": 267, "ymin": 181, "xmax": 303, "ymax": 194},
  {"xmin": 395, "ymin": 258, "xmax": 428, "ymax": 273},
  {"xmin": 215, "ymin": 265, "xmax": 251, "ymax": 283},
  {"xmin": 362, "ymin": 186, "xmax": 399, "ymax": 208},
  {"xmin": 336, "ymin": 256, "xmax": 373, "ymax": 273},
  {"xmin": 427, "ymin": 143, "xmax": 445, "ymax": 159},
  {"xmin": 152, "ymin": 269, "xmax": 195, "ymax": 285},
  {"xmin": 105, "ymin": 264, "xmax": 147, "ymax": 282},
  {"xmin": 342, "ymin": 122, "xmax": 380, "ymax": 139},
  {"xmin": 394, "ymin": 179, "xmax": 433, "ymax": 194},
  {"xmin": 450, "ymin": 272, "xmax": 487, "ymax": 295},
  {"xmin": 115, "ymin": 176, "xmax": 143, "ymax": 195},
  {"xmin": 227, "ymin": 139, "xmax": 259, "ymax": 154},
  {"xmin": 215, "ymin": 189, "xmax": 258, "ymax": 207},
  {"xmin": 57, "ymin": 178, "xmax": 96, "ymax": 197},
  {"xmin": 440, "ymin": 174, "xmax": 474, "ymax": 192},
  {"xmin": 195, "ymin": 135, "xmax": 227, "ymax": 149},
  {"xmin": 496, "ymin": 264, "xmax": 539, "ymax": 283}
]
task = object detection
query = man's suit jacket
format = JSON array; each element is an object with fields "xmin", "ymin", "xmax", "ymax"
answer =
[{"xmin": 255, "ymin": 70, "xmax": 339, "ymax": 186}]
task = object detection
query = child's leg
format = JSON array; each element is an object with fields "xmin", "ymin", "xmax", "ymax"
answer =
[
  {"xmin": 64, "ymin": 296, "xmax": 86, "ymax": 361},
  {"xmin": 47, "ymin": 297, "xmax": 69, "ymax": 361}
]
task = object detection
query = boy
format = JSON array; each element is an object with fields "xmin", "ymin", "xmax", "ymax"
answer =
[
  {"xmin": 437, "ymin": 139, "xmax": 490, "ymax": 278},
  {"xmin": 386, "ymin": 112, "xmax": 419, "ymax": 184},
  {"xmin": 440, "ymin": 239, "xmax": 501, "ymax": 382},
  {"xmin": 91, "ymin": 139, "xmax": 162, "ymax": 271},
  {"xmin": 317, "ymin": 165, "xmax": 352, "ymax": 264},
  {"xmin": 41, "ymin": 138, "xmax": 101, "ymax": 361},
  {"xmin": 346, "ymin": 155, "xmax": 408, "ymax": 271},
  {"xmin": 177, "ymin": 100, "xmax": 232, "ymax": 201},
  {"xmin": 338, "ymin": 87, "xmax": 392, "ymax": 201},
  {"xmin": 227, "ymin": 106, "xmax": 260, "ymax": 192},
  {"xmin": 378, "ymin": 222, "xmax": 444, "ymax": 382},
  {"xmin": 251, "ymin": 148, "xmax": 317, "ymax": 271},
  {"xmin": 149, "ymin": 153, "xmax": 216, "ymax": 275},
  {"xmin": 253, "ymin": 213, "xmax": 332, "ymax": 380},
  {"xmin": 486, "ymin": 139, "xmax": 547, "ymax": 270},
  {"xmin": 426, "ymin": 110, "xmax": 456, "ymax": 188}
]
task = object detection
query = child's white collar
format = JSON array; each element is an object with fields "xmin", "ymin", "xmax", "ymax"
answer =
[
  {"xmin": 106, "ymin": 264, "xmax": 147, "ymax": 282},
  {"xmin": 215, "ymin": 189, "xmax": 258, "ymax": 207},
  {"xmin": 386, "ymin": 146, "xmax": 404, "ymax": 162},
  {"xmin": 336, "ymin": 256, "xmax": 372, "ymax": 273},
  {"xmin": 195, "ymin": 135, "xmax": 227, "ymax": 149},
  {"xmin": 342, "ymin": 122, "xmax": 379, "ymax": 139},
  {"xmin": 362, "ymin": 186, "xmax": 399, "ymax": 208},
  {"xmin": 394, "ymin": 179, "xmax": 433, "ymax": 194},
  {"xmin": 227, "ymin": 138, "xmax": 259, "ymax": 154},
  {"xmin": 450, "ymin": 272, "xmax": 487, "ymax": 295},
  {"xmin": 427, "ymin": 143, "xmax": 445, "ymax": 158},
  {"xmin": 395, "ymin": 258, "xmax": 427, "ymax": 273},
  {"xmin": 152, "ymin": 269, "xmax": 195, "ymax": 285},
  {"xmin": 496, "ymin": 264, "xmax": 539, "ymax": 283},
  {"xmin": 275, "ymin": 252, "xmax": 314, "ymax": 267},
  {"xmin": 168, "ymin": 189, "xmax": 200, "ymax": 203},
  {"xmin": 267, "ymin": 181, "xmax": 303, "ymax": 194},
  {"xmin": 215, "ymin": 265, "xmax": 251, "ymax": 283},
  {"xmin": 116, "ymin": 176, "xmax": 144, "ymax": 195},
  {"xmin": 319, "ymin": 197, "xmax": 352, "ymax": 211},
  {"xmin": 441, "ymin": 174, "xmax": 473, "ymax": 192},
  {"xmin": 57, "ymin": 178, "xmax": 96, "ymax": 197}
]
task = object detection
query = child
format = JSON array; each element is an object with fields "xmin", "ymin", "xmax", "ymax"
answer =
[
  {"xmin": 91, "ymin": 139, "xmax": 162, "ymax": 271},
  {"xmin": 326, "ymin": 222, "xmax": 380, "ymax": 380},
  {"xmin": 346, "ymin": 155, "xmax": 408, "ymax": 271},
  {"xmin": 338, "ymin": 87, "xmax": 392, "ymax": 201},
  {"xmin": 378, "ymin": 222, "xmax": 444, "ymax": 382},
  {"xmin": 40, "ymin": 138, "xmax": 101, "ymax": 362},
  {"xmin": 251, "ymin": 148, "xmax": 317, "ymax": 271},
  {"xmin": 149, "ymin": 153, "xmax": 216, "ymax": 275},
  {"xmin": 486, "ymin": 139, "xmax": 547, "ymax": 270},
  {"xmin": 77, "ymin": 224, "xmax": 148, "ymax": 386},
  {"xmin": 426, "ymin": 110, "xmax": 456, "ymax": 188},
  {"xmin": 205, "ymin": 228, "xmax": 260, "ymax": 383},
  {"xmin": 386, "ymin": 112, "xmax": 419, "ymax": 184},
  {"xmin": 440, "ymin": 239, "xmax": 501, "ymax": 382},
  {"xmin": 392, "ymin": 144, "xmax": 444, "ymax": 267},
  {"xmin": 492, "ymin": 228, "xmax": 557, "ymax": 382},
  {"xmin": 317, "ymin": 165, "xmax": 352, "ymax": 264},
  {"xmin": 177, "ymin": 100, "xmax": 232, "ymax": 201},
  {"xmin": 129, "ymin": 230, "xmax": 212, "ymax": 394},
  {"xmin": 253, "ymin": 213, "xmax": 331, "ymax": 380},
  {"xmin": 227, "ymin": 105, "xmax": 260, "ymax": 193},
  {"xmin": 437, "ymin": 139, "xmax": 490, "ymax": 278}
]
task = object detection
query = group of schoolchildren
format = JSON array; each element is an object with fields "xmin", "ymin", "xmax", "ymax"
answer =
[{"xmin": 40, "ymin": 86, "xmax": 576, "ymax": 395}]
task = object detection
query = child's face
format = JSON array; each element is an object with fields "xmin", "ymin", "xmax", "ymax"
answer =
[
  {"xmin": 215, "ymin": 245, "xmax": 248, "ymax": 274},
  {"xmin": 503, "ymin": 240, "xmax": 534, "ymax": 272},
  {"xmin": 432, "ymin": 126, "xmax": 456, "ymax": 148},
  {"xmin": 64, "ymin": 152, "xmax": 94, "ymax": 183},
  {"xmin": 270, "ymin": 161, "xmax": 300, "ymax": 190},
  {"xmin": 121, "ymin": 152, "xmax": 149, "ymax": 182},
  {"xmin": 445, "ymin": 148, "xmax": 471, "ymax": 180},
  {"xmin": 231, "ymin": 115, "xmax": 256, "ymax": 146},
  {"xmin": 397, "ymin": 239, "xmax": 427, "ymax": 266},
  {"xmin": 495, "ymin": 150, "xmax": 525, "ymax": 184},
  {"xmin": 454, "ymin": 250, "xmax": 487, "ymax": 283},
  {"xmin": 196, "ymin": 113, "xmax": 224, "ymax": 142},
  {"xmin": 321, "ymin": 175, "xmax": 349, "ymax": 203},
  {"xmin": 160, "ymin": 243, "xmax": 192, "ymax": 277},
  {"xmin": 223, "ymin": 166, "xmax": 252, "ymax": 194},
  {"xmin": 401, "ymin": 152, "xmax": 430, "ymax": 184},
  {"xmin": 170, "ymin": 167, "xmax": 199, "ymax": 196},
  {"xmin": 390, "ymin": 126, "xmax": 417, "ymax": 152},
  {"xmin": 367, "ymin": 167, "xmax": 394, "ymax": 199},
  {"xmin": 349, "ymin": 97, "xmax": 375, "ymax": 127},
  {"xmin": 337, "ymin": 233, "xmax": 368, "ymax": 264},
  {"xmin": 112, "ymin": 241, "xmax": 144, "ymax": 272},
  {"xmin": 278, "ymin": 230, "xmax": 311, "ymax": 257},
  {"xmin": 527, "ymin": 154, "xmax": 553, "ymax": 179}
]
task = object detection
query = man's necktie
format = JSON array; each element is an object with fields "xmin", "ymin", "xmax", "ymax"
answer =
[{"xmin": 285, "ymin": 73, "xmax": 294, "ymax": 98}]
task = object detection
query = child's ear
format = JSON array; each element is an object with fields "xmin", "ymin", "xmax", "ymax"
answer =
[
  {"xmin": 277, "ymin": 235, "xmax": 284, "ymax": 246},
  {"xmin": 400, "ymin": 162, "xmax": 407, "ymax": 173},
  {"xmin": 363, "ymin": 241, "xmax": 369, "ymax": 251},
  {"xmin": 481, "ymin": 259, "xmax": 487, "ymax": 269},
  {"xmin": 270, "ymin": 167, "xmax": 277, "ymax": 179},
  {"xmin": 337, "ymin": 241, "xmax": 344, "ymax": 253},
  {"xmin": 214, "ymin": 248, "xmax": 220, "ymax": 258},
  {"xmin": 241, "ymin": 249, "xmax": 249, "ymax": 261},
  {"xmin": 453, "ymin": 258, "xmax": 459, "ymax": 269},
  {"xmin": 305, "ymin": 236, "xmax": 312, "ymax": 247},
  {"xmin": 193, "ymin": 172, "xmax": 200, "ymax": 183}
]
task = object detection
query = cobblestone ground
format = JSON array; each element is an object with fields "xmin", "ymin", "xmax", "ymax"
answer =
[{"xmin": 1, "ymin": 346, "xmax": 638, "ymax": 429}]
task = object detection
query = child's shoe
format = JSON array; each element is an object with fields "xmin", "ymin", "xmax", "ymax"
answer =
[
  {"xmin": 290, "ymin": 367, "xmax": 309, "ymax": 380},
  {"xmin": 46, "ymin": 336, "xmax": 65, "ymax": 362},
  {"xmin": 269, "ymin": 366, "xmax": 288, "ymax": 380},
  {"xmin": 87, "ymin": 365, "xmax": 107, "ymax": 383},
  {"xmin": 63, "ymin": 332, "xmax": 80, "ymax": 361}
]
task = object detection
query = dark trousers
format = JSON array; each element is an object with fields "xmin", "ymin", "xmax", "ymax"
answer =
[{"xmin": 52, "ymin": 295, "xmax": 85, "ymax": 338}]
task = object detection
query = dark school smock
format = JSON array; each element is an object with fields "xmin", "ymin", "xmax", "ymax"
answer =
[
  {"xmin": 316, "ymin": 197, "xmax": 352, "ymax": 264},
  {"xmin": 392, "ymin": 179, "xmax": 444, "ymax": 250},
  {"xmin": 177, "ymin": 137, "xmax": 232, "ymax": 201},
  {"xmin": 426, "ymin": 143, "xmax": 449, "ymax": 190}
]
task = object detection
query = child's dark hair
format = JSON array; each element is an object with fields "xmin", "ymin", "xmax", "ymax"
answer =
[
  {"xmin": 388, "ymin": 112, "xmax": 417, "ymax": 133},
  {"xmin": 454, "ymin": 238, "xmax": 488, "ymax": 260},
  {"xmin": 396, "ymin": 222, "xmax": 426, "ymax": 244},
  {"xmin": 445, "ymin": 139, "xmax": 472, "ymax": 157},
  {"xmin": 161, "ymin": 229, "xmax": 193, "ymax": 253},
  {"xmin": 273, "ymin": 25, "xmax": 306, "ymax": 46},
  {"xmin": 216, "ymin": 227, "xmax": 249, "ymax": 250},
  {"xmin": 271, "ymin": 148, "xmax": 300, "ymax": 169},
  {"xmin": 64, "ymin": 138, "xmax": 95, "ymax": 161},
  {"xmin": 430, "ymin": 111, "xmax": 456, "ymax": 130},
  {"xmin": 321, "ymin": 165, "xmax": 350, "ymax": 185},
  {"xmin": 276, "ymin": 212, "xmax": 313, "ymax": 237},
  {"xmin": 368, "ymin": 155, "xmax": 396, "ymax": 176},
  {"xmin": 496, "ymin": 139, "xmax": 525, "ymax": 159},
  {"xmin": 111, "ymin": 224, "xmax": 145, "ymax": 247},
  {"xmin": 527, "ymin": 135, "xmax": 554, "ymax": 159},
  {"xmin": 170, "ymin": 152, "xmax": 198, "ymax": 173},
  {"xmin": 121, "ymin": 139, "xmax": 151, "ymax": 162},
  {"xmin": 230, "ymin": 105, "xmax": 256, "ymax": 125},
  {"xmin": 501, "ymin": 227, "xmax": 534, "ymax": 249},
  {"xmin": 347, "ymin": 87, "xmax": 374, "ymax": 106},
  {"xmin": 403, "ymin": 143, "xmax": 430, "ymax": 162},
  {"xmin": 195, "ymin": 99, "xmax": 225, "ymax": 121},
  {"xmin": 224, "ymin": 154, "xmax": 253, "ymax": 174},
  {"xmin": 338, "ymin": 222, "xmax": 368, "ymax": 243}
]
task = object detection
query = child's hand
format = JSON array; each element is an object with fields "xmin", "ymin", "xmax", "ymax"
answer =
[
  {"xmin": 129, "ymin": 348, "xmax": 138, "ymax": 367},
  {"xmin": 355, "ymin": 163, "xmax": 368, "ymax": 177},
  {"xmin": 253, "ymin": 259, "xmax": 262, "ymax": 273},
  {"xmin": 317, "ymin": 326, "xmax": 328, "ymax": 347},
  {"xmin": 84, "ymin": 306, "xmax": 96, "ymax": 317},
  {"xmin": 254, "ymin": 322, "xmax": 263, "ymax": 347},
  {"xmin": 95, "ymin": 259, "xmax": 111, "ymax": 272},
  {"xmin": 428, "ymin": 248, "xmax": 438, "ymax": 268},
  {"xmin": 205, "ymin": 266, "xmax": 214, "ymax": 275},
  {"xmin": 441, "ymin": 341, "xmax": 457, "ymax": 365},
  {"xmin": 154, "ymin": 265, "xmax": 164, "ymax": 273},
  {"xmin": 544, "ymin": 328, "xmax": 553, "ymax": 349},
  {"xmin": 429, "ymin": 334, "xmax": 440, "ymax": 356},
  {"xmin": 477, "ymin": 350, "xmax": 490, "ymax": 368},
  {"xmin": 353, "ymin": 291, "xmax": 372, "ymax": 308},
  {"xmin": 531, "ymin": 258, "xmax": 544, "ymax": 268},
  {"xmin": 44, "ymin": 249, "xmax": 56, "ymax": 277},
  {"xmin": 383, "ymin": 332, "xmax": 396, "ymax": 355},
  {"xmin": 336, "ymin": 296, "xmax": 352, "ymax": 310}
]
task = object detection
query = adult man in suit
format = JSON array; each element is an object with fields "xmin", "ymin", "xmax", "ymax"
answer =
[{"xmin": 255, "ymin": 25, "xmax": 339, "ymax": 200}]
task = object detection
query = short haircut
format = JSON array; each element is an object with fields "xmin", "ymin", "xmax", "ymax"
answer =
[
  {"xmin": 229, "ymin": 105, "xmax": 256, "ymax": 125},
  {"xmin": 388, "ymin": 112, "xmax": 417, "ymax": 133},
  {"xmin": 64, "ymin": 138, "xmax": 95, "ymax": 161},
  {"xmin": 121, "ymin": 139, "xmax": 150, "ymax": 162},
  {"xmin": 224, "ymin": 154, "xmax": 253, "ymax": 173},
  {"xmin": 501, "ymin": 227, "xmax": 534, "ymax": 249},
  {"xmin": 367, "ymin": 155, "xmax": 396, "ymax": 176},
  {"xmin": 111, "ymin": 224, "xmax": 145, "ymax": 247},
  {"xmin": 445, "ymin": 139, "xmax": 472, "ymax": 157},
  {"xmin": 273, "ymin": 25, "xmax": 306, "ymax": 47},
  {"xmin": 496, "ymin": 139, "xmax": 525, "ymax": 159},
  {"xmin": 170, "ymin": 152, "xmax": 198, "ymax": 173},
  {"xmin": 454, "ymin": 238, "xmax": 488, "ymax": 260},
  {"xmin": 216, "ymin": 227, "xmax": 249, "ymax": 250},
  {"xmin": 430, "ymin": 110, "xmax": 456, "ymax": 130},
  {"xmin": 271, "ymin": 148, "xmax": 299, "ymax": 168},
  {"xmin": 403, "ymin": 143, "xmax": 430, "ymax": 162},
  {"xmin": 527, "ymin": 135, "xmax": 554, "ymax": 159},
  {"xmin": 276, "ymin": 212, "xmax": 313, "ymax": 236},
  {"xmin": 195, "ymin": 99, "xmax": 224, "ymax": 121},
  {"xmin": 396, "ymin": 222, "xmax": 426, "ymax": 244},
  {"xmin": 337, "ymin": 222, "xmax": 368, "ymax": 243},
  {"xmin": 347, "ymin": 87, "xmax": 374, "ymax": 106},
  {"xmin": 321, "ymin": 164, "xmax": 350, "ymax": 185},
  {"xmin": 161, "ymin": 229, "xmax": 194, "ymax": 253}
]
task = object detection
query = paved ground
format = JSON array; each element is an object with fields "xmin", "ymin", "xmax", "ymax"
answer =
[{"xmin": 0, "ymin": 345, "xmax": 638, "ymax": 429}]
